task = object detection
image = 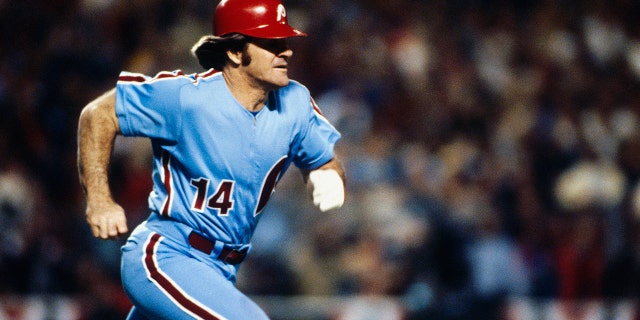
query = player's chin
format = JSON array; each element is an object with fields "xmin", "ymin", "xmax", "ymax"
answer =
[{"xmin": 269, "ymin": 76, "xmax": 290, "ymax": 88}]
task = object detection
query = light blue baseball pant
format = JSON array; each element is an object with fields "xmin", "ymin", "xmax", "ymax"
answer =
[{"xmin": 120, "ymin": 220, "xmax": 268, "ymax": 320}]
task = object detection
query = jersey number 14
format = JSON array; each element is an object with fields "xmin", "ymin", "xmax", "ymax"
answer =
[{"xmin": 188, "ymin": 156, "xmax": 288, "ymax": 217}]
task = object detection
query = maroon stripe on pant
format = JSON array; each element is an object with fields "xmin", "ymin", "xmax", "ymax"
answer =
[{"xmin": 143, "ymin": 233, "xmax": 224, "ymax": 320}]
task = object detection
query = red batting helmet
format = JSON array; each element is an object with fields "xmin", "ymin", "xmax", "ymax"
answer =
[{"xmin": 213, "ymin": 0, "xmax": 307, "ymax": 38}]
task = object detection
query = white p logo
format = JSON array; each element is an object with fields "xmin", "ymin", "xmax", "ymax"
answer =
[{"xmin": 276, "ymin": 4, "xmax": 286, "ymax": 22}]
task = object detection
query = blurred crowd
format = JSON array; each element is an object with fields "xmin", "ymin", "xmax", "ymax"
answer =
[{"xmin": 1, "ymin": 0, "xmax": 640, "ymax": 319}]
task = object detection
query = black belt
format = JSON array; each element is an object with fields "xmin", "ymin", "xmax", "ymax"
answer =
[{"xmin": 187, "ymin": 232, "xmax": 248, "ymax": 265}]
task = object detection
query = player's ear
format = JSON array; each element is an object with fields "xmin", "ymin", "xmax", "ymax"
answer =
[{"xmin": 226, "ymin": 49, "xmax": 242, "ymax": 66}]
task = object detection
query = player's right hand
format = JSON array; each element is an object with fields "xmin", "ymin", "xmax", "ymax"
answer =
[{"xmin": 85, "ymin": 201, "xmax": 128, "ymax": 240}]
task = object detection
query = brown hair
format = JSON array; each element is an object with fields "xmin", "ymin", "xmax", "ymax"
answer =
[{"xmin": 191, "ymin": 34, "xmax": 249, "ymax": 70}]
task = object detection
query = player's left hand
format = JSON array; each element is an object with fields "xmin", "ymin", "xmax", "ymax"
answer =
[{"xmin": 308, "ymin": 169, "xmax": 345, "ymax": 212}]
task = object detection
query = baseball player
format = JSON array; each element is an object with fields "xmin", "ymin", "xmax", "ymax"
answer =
[{"xmin": 77, "ymin": 0, "xmax": 345, "ymax": 319}]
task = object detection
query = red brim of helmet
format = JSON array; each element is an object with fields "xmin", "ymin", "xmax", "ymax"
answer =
[{"xmin": 238, "ymin": 24, "xmax": 307, "ymax": 39}]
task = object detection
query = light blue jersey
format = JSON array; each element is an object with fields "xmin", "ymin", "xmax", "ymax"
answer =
[
  {"xmin": 116, "ymin": 69, "xmax": 340, "ymax": 245},
  {"xmin": 117, "ymin": 69, "xmax": 341, "ymax": 320}
]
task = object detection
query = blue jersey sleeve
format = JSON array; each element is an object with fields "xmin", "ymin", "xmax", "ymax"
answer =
[
  {"xmin": 292, "ymin": 96, "xmax": 341, "ymax": 170},
  {"xmin": 115, "ymin": 71, "xmax": 186, "ymax": 142}
]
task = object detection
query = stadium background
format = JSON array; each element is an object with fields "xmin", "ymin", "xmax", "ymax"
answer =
[{"xmin": 0, "ymin": 0, "xmax": 639, "ymax": 319}]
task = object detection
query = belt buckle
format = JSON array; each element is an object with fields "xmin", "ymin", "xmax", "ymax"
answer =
[{"xmin": 222, "ymin": 248, "xmax": 247, "ymax": 265}]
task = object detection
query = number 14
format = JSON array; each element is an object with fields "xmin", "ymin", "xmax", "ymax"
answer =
[
  {"xmin": 188, "ymin": 156, "xmax": 287, "ymax": 217},
  {"xmin": 190, "ymin": 179, "xmax": 235, "ymax": 216}
]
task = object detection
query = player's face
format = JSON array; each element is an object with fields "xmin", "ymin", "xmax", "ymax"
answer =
[{"xmin": 242, "ymin": 38, "xmax": 293, "ymax": 89}]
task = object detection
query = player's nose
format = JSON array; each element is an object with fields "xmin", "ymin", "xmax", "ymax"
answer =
[
  {"xmin": 273, "ymin": 39, "xmax": 292, "ymax": 57},
  {"xmin": 279, "ymin": 47, "xmax": 293, "ymax": 59}
]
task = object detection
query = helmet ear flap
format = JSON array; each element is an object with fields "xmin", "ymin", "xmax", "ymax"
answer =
[{"xmin": 213, "ymin": 0, "xmax": 306, "ymax": 39}]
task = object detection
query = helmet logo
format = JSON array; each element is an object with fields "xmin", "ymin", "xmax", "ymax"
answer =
[{"xmin": 276, "ymin": 4, "xmax": 286, "ymax": 23}]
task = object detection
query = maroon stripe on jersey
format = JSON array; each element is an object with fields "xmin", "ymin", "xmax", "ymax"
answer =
[
  {"xmin": 119, "ymin": 70, "xmax": 219, "ymax": 85},
  {"xmin": 161, "ymin": 151, "xmax": 172, "ymax": 216},
  {"xmin": 155, "ymin": 71, "xmax": 185, "ymax": 79},
  {"xmin": 118, "ymin": 71, "xmax": 185, "ymax": 83},
  {"xmin": 191, "ymin": 69, "xmax": 220, "ymax": 85},
  {"xmin": 144, "ymin": 233, "xmax": 223, "ymax": 320},
  {"xmin": 118, "ymin": 75, "xmax": 147, "ymax": 82},
  {"xmin": 200, "ymin": 69, "xmax": 219, "ymax": 78},
  {"xmin": 310, "ymin": 97, "xmax": 324, "ymax": 116}
]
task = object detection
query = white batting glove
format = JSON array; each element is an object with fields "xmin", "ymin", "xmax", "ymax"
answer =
[{"xmin": 308, "ymin": 169, "xmax": 345, "ymax": 212}]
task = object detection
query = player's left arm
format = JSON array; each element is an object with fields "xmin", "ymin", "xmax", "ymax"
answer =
[{"xmin": 302, "ymin": 156, "xmax": 346, "ymax": 212}]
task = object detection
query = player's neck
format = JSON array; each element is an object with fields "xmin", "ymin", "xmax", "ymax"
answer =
[{"xmin": 222, "ymin": 69, "xmax": 269, "ymax": 112}]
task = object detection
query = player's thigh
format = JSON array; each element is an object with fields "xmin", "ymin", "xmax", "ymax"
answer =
[{"xmin": 121, "ymin": 231, "xmax": 268, "ymax": 320}]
